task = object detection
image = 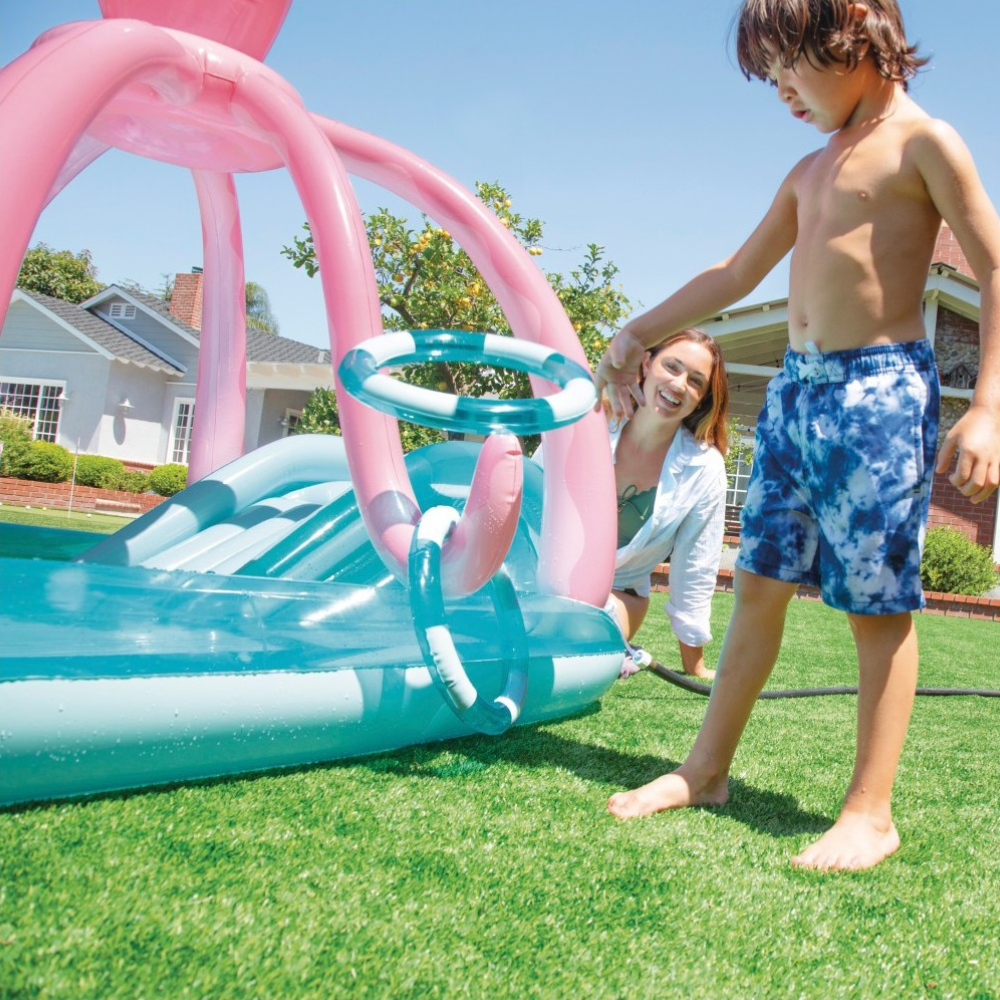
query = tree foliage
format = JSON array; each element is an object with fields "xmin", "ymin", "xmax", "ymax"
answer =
[
  {"xmin": 245, "ymin": 280, "xmax": 280, "ymax": 335},
  {"xmin": 16, "ymin": 243, "xmax": 104, "ymax": 303},
  {"xmin": 724, "ymin": 419, "xmax": 754, "ymax": 477},
  {"xmin": 298, "ymin": 387, "xmax": 340, "ymax": 436},
  {"xmin": 283, "ymin": 181, "xmax": 631, "ymax": 449}
]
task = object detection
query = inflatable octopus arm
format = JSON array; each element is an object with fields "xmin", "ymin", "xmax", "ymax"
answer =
[{"xmin": 316, "ymin": 117, "xmax": 617, "ymax": 606}]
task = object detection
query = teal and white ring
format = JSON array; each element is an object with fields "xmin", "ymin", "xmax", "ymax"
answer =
[
  {"xmin": 339, "ymin": 329, "xmax": 596, "ymax": 435},
  {"xmin": 408, "ymin": 505, "xmax": 529, "ymax": 736}
]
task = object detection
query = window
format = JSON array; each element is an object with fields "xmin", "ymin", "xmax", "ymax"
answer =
[
  {"xmin": 0, "ymin": 380, "xmax": 65, "ymax": 442},
  {"xmin": 726, "ymin": 447, "xmax": 753, "ymax": 510},
  {"xmin": 281, "ymin": 409, "xmax": 302, "ymax": 437},
  {"xmin": 171, "ymin": 399, "xmax": 194, "ymax": 464},
  {"xmin": 109, "ymin": 302, "xmax": 137, "ymax": 320}
]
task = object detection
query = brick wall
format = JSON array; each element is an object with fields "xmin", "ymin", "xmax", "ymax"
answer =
[
  {"xmin": 933, "ymin": 224, "xmax": 974, "ymax": 277},
  {"xmin": 652, "ymin": 565, "xmax": 1000, "ymax": 622},
  {"xmin": 928, "ymin": 469, "xmax": 998, "ymax": 548},
  {"xmin": 170, "ymin": 271, "xmax": 203, "ymax": 329},
  {"xmin": 0, "ymin": 477, "xmax": 166, "ymax": 516}
]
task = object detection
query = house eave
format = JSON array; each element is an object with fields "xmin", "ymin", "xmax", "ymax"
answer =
[
  {"xmin": 924, "ymin": 267, "xmax": 980, "ymax": 321},
  {"xmin": 245, "ymin": 361, "xmax": 334, "ymax": 391}
]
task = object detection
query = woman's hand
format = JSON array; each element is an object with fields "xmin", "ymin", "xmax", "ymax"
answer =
[{"xmin": 594, "ymin": 328, "xmax": 647, "ymax": 421}]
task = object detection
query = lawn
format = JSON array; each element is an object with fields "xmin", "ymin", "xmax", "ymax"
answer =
[
  {"xmin": 0, "ymin": 505, "xmax": 127, "ymax": 534},
  {"xmin": 1, "ymin": 591, "xmax": 997, "ymax": 1000}
]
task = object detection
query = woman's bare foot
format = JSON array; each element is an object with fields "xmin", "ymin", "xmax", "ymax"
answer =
[
  {"xmin": 792, "ymin": 812, "xmax": 900, "ymax": 871},
  {"xmin": 685, "ymin": 667, "xmax": 715, "ymax": 681},
  {"xmin": 607, "ymin": 769, "xmax": 728, "ymax": 819}
]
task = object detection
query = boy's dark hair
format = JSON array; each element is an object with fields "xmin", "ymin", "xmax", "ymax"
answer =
[{"xmin": 735, "ymin": 0, "xmax": 927, "ymax": 90}]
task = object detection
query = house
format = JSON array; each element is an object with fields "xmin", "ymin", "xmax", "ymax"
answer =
[
  {"xmin": 0, "ymin": 270, "xmax": 333, "ymax": 469},
  {"xmin": 3, "ymin": 231, "xmax": 998, "ymax": 563},
  {"xmin": 704, "ymin": 224, "xmax": 999, "ymax": 562}
]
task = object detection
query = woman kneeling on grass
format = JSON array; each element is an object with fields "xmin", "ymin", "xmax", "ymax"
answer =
[{"xmin": 602, "ymin": 327, "xmax": 730, "ymax": 681}]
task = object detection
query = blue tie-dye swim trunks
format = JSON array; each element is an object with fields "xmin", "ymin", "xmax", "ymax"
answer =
[{"xmin": 736, "ymin": 339, "xmax": 940, "ymax": 614}]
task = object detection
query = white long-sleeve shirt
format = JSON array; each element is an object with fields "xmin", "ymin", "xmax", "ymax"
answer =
[
  {"xmin": 609, "ymin": 424, "xmax": 727, "ymax": 647},
  {"xmin": 532, "ymin": 424, "xmax": 726, "ymax": 646}
]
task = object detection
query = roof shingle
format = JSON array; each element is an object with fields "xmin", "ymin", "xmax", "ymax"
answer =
[{"xmin": 19, "ymin": 290, "xmax": 183, "ymax": 374}]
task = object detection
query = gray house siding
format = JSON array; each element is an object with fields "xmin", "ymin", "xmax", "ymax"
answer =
[
  {"xmin": 3, "ymin": 286, "xmax": 336, "ymax": 472},
  {"xmin": 91, "ymin": 297, "xmax": 198, "ymax": 374},
  {"xmin": 0, "ymin": 296, "xmax": 101, "ymax": 354},
  {"xmin": 102, "ymin": 364, "xmax": 173, "ymax": 463}
]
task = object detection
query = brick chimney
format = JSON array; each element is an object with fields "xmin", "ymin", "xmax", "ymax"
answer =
[
  {"xmin": 932, "ymin": 223, "xmax": 974, "ymax": 279},
  {"xmin": 170, "ymin": 268, "xmax": 203, "ymax": 329}
]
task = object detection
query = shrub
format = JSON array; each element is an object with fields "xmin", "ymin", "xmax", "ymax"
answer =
[
  {"xmin": 21, "ymin": 440, "xmax": 73, "ymax": 483},
  {"xmin": 921, "ymin": 526, "xmax": 999, "ymax": 596},
  {"xmin": 73, "ymin": 454, "xmax": 125, "ymax": 488},
  {"xmin": 0, "ymin": 409, "xmax": 34, "ymax": 477},
  {"xmin": 148, "ymin": 463, "xmax": 188, "ymax": 497},
  {"xmin": 108, "ymin": 469, "xmax": 150, "ymax": 493}
]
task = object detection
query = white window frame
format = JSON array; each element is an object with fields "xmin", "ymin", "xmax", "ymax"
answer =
[
  {"xmin": 0, "ymin": 379, "xmax": 66, "ymax": 442},
  {"xmin": 281, "ymin": 409, "xmax": 303, "ymax": 437},
  {"xmin": 170, "ymin": 397, "xmax": 195, "ymax": 465},
  {"xmin": 725, "ymin": 442, "xmax": 754, "ymax": 510}
]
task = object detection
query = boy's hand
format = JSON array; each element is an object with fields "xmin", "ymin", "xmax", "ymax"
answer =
[
  {"xmin": 935, "ymin": 404, "xmax": 1000, "ymax": 504},
  {"xmin": 594, "ymin": 329, "xmax": 647, "ymax": 421}
]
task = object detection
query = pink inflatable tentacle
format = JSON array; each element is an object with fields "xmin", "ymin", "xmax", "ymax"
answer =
[
  {"xmin": 312, "ymin": 116, "xmax": 617, "ymax": 606},
  {"xmin": 443, "ymin": 433, "xmax": 524, "ymax": 594},
  {"xmin": 0, "ymin": 19, "xmax": 199, "ymax": 326},
  {"xmin": 231, "ymin": 73, "xmax": 521, "ymax": 596},
  {"xmin": 45, "ymin": 136, "xmax": 112, "ymax": 209},
  {"xmin": 187, "ymin": 170, "xmax": 247, "ymax": 482},
  {"xmin": 0, "ymin": 22, "xmax": 97, "ymax": 98}
]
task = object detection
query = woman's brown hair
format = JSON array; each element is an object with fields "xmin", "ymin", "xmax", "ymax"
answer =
[
  {"xmin": 735, "ymin": 0, "xmax": 927, "ymax": 90},
  {"xmin": 646, "ymin": 328, "xmax": 729, "ymax": 456}
]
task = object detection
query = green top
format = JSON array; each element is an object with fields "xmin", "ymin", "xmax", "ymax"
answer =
[{"xmin": 616, "ymin": 484, "xmax": 657, "ymax": 548}]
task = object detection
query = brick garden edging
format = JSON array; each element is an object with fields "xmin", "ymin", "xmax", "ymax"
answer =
[
  {"xmin": 0, "ymin": 476, "xmax": 166, "ymax": 517},
  {"xmin": 3, "ymin": 477, "xmax": 998, "ymax": 621},
  {"xmin": 651, "ymin": 565, "xmax": 1000, "ymax": 623}
]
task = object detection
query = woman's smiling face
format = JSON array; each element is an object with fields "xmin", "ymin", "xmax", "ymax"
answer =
[{"xmin": 642, "ymin": 339, "xmax": 714, "ymax": 422}]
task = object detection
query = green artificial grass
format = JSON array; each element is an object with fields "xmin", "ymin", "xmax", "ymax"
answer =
[
  {"xmin": 2, "ymin": 596, "xmax": 998, "ymax": 1000},
  {"xmin": 0, "ymin": 505, "xmax": 126, "ymax": 534}
]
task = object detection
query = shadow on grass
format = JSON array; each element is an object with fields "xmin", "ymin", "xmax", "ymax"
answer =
[
  {"xmin": 3, "ymin": 710, "xmax": 830, "ymax": 838},
  {"xmin": 355, "ymin": 716, "xmax": 833, "ymax": 837}
]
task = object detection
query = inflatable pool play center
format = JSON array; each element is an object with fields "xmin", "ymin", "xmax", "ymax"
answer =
[{"xmin": 0, "ymin": 0, "xmax": 626, "ymax": 805}]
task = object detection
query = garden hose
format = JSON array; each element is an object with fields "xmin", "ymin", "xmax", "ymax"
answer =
[{"xmin": 648, "ymin": 661, "xmax": 1000, "ymax": 699}]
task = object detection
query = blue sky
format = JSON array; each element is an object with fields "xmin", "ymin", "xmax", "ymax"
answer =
[{"xmin": 2, "ymin": 0, "xmax": 998, "ymax": 349}]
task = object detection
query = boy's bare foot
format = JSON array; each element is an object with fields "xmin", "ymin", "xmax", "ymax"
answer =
[
  {"xmin": 792, "ymin": 812, "xmax": 900, "ymax": 871},
  {"xmin": 607, "ymin": 770, "xmax": 728, "ymax": 819}
]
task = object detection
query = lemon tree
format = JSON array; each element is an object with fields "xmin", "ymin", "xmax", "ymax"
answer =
[{"xmin": 283, "ymin": 181, "xmax": 630, "ymax": 449}]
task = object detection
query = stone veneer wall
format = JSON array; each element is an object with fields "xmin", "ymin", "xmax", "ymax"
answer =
[{"xmin": 928, "ymin": 307, "xmax": 998, "ymax": 548}]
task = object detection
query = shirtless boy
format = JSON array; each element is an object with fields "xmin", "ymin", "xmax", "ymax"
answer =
[{"xmin": 595, "ymin": 0, "xmax": 1000, "ymax": 871}]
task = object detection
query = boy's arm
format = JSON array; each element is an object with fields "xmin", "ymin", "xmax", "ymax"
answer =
[
  {"xmin": 915, "ymin": 121, "xmax": 1000, "ymax": 504},
  {"xmin": 595, "ymin": 161, "xmax": 801, "ymax": 419}
]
